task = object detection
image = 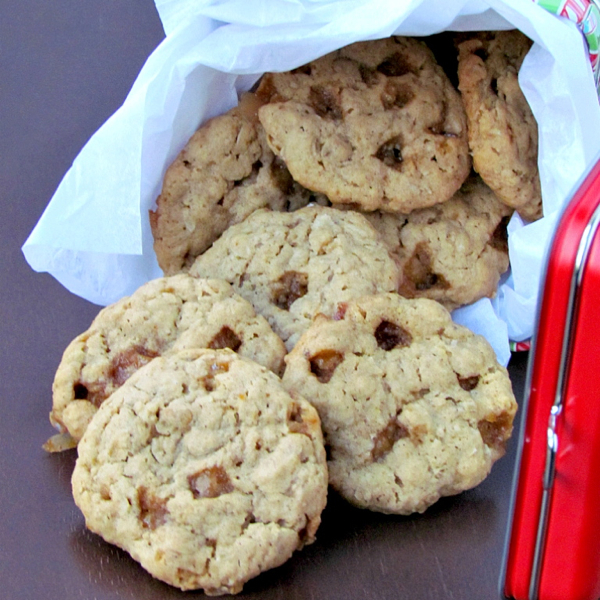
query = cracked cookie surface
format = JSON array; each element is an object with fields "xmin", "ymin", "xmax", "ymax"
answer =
[
  {"xmin": 359, "ymin": 175, "xmax": 513, "ymax": 309},
  {"xmin": 256, "ymin": 36, "xmax": 471, "ymax": 212},
  {"xmin": 457, "ymin": 30, "xmax": 542, "ymax": 221},
  {"xmin": 72, "ymin": 349, "xmax": 328, "ymax": 594},
  {"xmin": 189, "ymin": 205, "xmax": 401, "ymax": 351},
  {"xmin": 150, "ymin": 92, "xmax": 328, "ymax": 275},
  {"xmin": 51, "ymin": 275, "xmax": 286, "ymax": 443},
  {"xmin": 282, "ymin": 293, "xmax": 517, "ymax": 514}
]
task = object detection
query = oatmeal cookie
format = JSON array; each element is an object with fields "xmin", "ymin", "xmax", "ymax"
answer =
[
  {"xmin": 457, "ymin": 30, "xmax": 542, "ymax": 221},
  {"xmin": 360, "ymin": 175, "xmax": 513, "ymax": 309},
  {"xmin": 72, "ymin": 348, "xmax": 328, "ymax": 594},
  {"xmin": 150, "ymin": 92, "xmax": 328, "ymax": 275},
  {"xmin": 256, "ymin": 36, "xmax": 471, "ymax": 212},
  {"xmin": 189, "ymin": 205, "xmax": 401, "ymax": 350},
  {"xmin": 50, "ymin": 275, "xmax": 286, "ymax": 443},
  {"xmin": 282, "ymin": 293, "xmax": 517, "ymax": 515}
]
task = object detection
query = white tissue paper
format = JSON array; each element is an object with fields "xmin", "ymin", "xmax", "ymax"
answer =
[{"xmin": 22, "ymin": 0, "xmax": 600, "ymax": 367}]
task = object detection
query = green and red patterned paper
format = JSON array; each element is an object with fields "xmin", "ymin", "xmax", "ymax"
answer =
[{"xmin": 535, "ymin": 0, "xmax": 600, "ymax": 91}]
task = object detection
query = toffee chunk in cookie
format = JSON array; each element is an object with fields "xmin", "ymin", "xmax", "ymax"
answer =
[
  {"xmin": 282, "ymin": 293, "xmax": 517, "ymax": 515},
  {"xmin": 72, "ymin": 349, "xmax": 328, "ymax": 594},
  {"xmin": 257, "ymin": 36, "xmax": 471, "ymax": 212},
  {"xmin": 457, "ymin": 30, "xmax": 542, "ymax": 221},
  {"xmin": 189, "ymin": 205, "xmax": 401, "ymax": 350},
  {"xmin": 150, "ymin": 92, "xmax": 328, "ymax": 275},
  {"xmin": 50, "ymin": 275, "xmax": 286, "ymax": 444},
  {"xmin": 362, "ymin": 175, "xmax": 513, "ymax": 309}
]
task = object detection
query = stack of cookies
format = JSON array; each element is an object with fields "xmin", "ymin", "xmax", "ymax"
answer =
[
  {"xmin": 47, "ymin": 32, "xmax": 528, "ymax": 594},
  {"xmin": 51, "ymin": 275, "xmax": 329, "ymax": 594}
]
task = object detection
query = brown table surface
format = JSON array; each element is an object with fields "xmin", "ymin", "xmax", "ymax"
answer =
[{"xmin": 1, "ymin": 2, "xmax": 529, "ymax": 598}]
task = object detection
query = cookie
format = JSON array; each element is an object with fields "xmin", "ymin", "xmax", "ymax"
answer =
[
  {"xmin": 150, "ymin": 92, "xmax": 328, "ymax": 276},
  {"xmin": 359, "ymin": 175, "xmax": 513, "ymax": 309},
  {"xmin": 256, "ymin": 36, "xmax": 471, "ymax": 212},
  {"xmin": 457, "ymin": 30, "xmax": 542, "ymax": 221},
  {"xmin": 50, "ymin": 275, "xmax": 286, "ymax": 444},
  {"xmin": 188, "ymin": 205, "xmax": 401, "ymax": 350},
  {"xmin": 282, "ymin": 293, "xmax": 517, "ymax": 515},
  {"xmin": 72, "ymin": 348, "xmax": 328, "ymax": 594}
]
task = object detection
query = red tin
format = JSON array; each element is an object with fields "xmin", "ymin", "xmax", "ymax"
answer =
[{"xmin": 501, "ymin": 157, "xmax": 600, "ymax": 600}]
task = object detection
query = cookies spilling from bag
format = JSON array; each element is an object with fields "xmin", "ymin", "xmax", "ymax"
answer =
[
  {"xmin": 151, "ymin": 31, "xmax": 540, "ymax": 281},
  {"xmin": 46, "ymin": 32, "xmax": 529, "ymax": 594}
]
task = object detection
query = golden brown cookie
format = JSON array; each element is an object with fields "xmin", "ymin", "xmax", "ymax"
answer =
[
  {"xmin": 50, "ymin": 275, "xmax": 286, "ymax": 444},
  {"xmin": 150, "ymin": 92, "xmax": 328, "ymax": 275},
  {"xmin": 72, "ymin": 348, "xmax": 328, "ymax": 594},
  {"xmin": 457, "ymin": 30, "xmax": 542, "ymax": 221},
  {"xmin": 256, "ymin": 36, "xmax": 471, "ymax": 212},
  {"xmin": 189, "ymin": 205, "xmax": 402, "ymax": 350},
  {"xmin": 359, "ymin": 175, "xmax": 513, "ymax": 309},
  {"xmin": 282, "ymin": 293, "xmax": 517, "ymax": 514}
]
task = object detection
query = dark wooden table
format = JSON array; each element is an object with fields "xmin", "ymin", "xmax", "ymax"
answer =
[{"xmin": 1, "ymin": 2, "xmax": 528, "ymax": 598}]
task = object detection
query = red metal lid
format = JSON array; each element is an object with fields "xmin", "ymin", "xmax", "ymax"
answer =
[{"xmin": 503, "ymin": 157, "xmax": 600, "ymax": 600}]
